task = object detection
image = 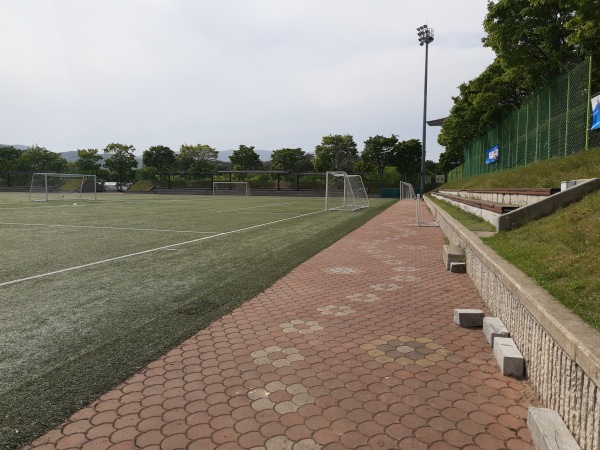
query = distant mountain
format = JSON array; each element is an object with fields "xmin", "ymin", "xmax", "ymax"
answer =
[
  {"xmin": 59, "ymin": 151, "xmax": 144, "ymax": 166},
  {"xmin": 60, "ymin": 151, "xmax": 80, "ymax": 162},
  {"xmin": 0, "ymin": 144, "xmax": 30, "ymax": 150},
  {"xmin": 5, "ymin": 148, "xmax": 271, "ymax": 166}
]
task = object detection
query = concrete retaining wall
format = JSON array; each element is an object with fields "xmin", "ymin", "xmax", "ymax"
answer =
[
  {"xmin": 437, "ymin": 179, "xmax": 600, "ymax": 232},
  {"xmin": 437, "ymin": 189, "xmax": 547, "ymax": 207},
  {"xmin": 426, "ymin": 197, "xmax": 600, "ymax": 450},
  {"xmin": 431, "ymin": 193, "xmax": 501, "ymax": 228}
]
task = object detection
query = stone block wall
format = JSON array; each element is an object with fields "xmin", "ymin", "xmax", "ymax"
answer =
[{"xmin": 427, "ymin": 197, "xmax": 600, "ymax": 450}]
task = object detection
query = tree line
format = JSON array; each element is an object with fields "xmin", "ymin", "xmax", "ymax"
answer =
[
  {"xmin": 438, "ymin": 0, "xmax": 600, "ymax": 174},
  {"xmin": 1, "ymin": 134, "xmax": 438, "ymax": 186}
]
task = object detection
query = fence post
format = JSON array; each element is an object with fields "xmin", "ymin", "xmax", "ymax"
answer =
[
  {"xmin": 548, "ymin": 87, "xmax": 552, "ymax": 159},
  {"xmin": 585, "ymin": 56, "xmax": 593, "ymax": 152},
  {"xmin": 536, "ymin": 95, "xmax": 540, "ymax": 161},
  {"xmin": 565, "ymin": 70, "xmax": 571, "ymax": 156}
]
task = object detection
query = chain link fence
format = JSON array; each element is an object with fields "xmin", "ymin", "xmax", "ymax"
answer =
[{"xmin": 448, "ymin": 58, "xmax": 592, "ymax": 181}]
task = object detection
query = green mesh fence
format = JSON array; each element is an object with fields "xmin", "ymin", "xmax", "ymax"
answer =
[{"xmin": 448, "ymin": 58, "xmax": 592, "ymax": 181}]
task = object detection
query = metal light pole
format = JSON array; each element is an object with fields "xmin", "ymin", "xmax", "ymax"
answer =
[{"xmin": 417, "ymin": 24, "xmax": 434, "ymax": 197}]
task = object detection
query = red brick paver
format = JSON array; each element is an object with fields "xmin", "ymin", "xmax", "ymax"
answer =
[{"xmin": 24, "ymin": 201, "xmax": 533, "ymax": 449}]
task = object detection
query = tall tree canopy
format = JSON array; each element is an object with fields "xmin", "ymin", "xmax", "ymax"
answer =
[
  {"xmin": 361, "ymin": 135, "xmax": 399, "ymax": 183},
  {"xmin": 271, "ymin": 148, "xmax": 313, "ymax": 172},
  {"xmin": 314, "ymin": 134, "xmax": 358, "ymax": 172},
  {"xmin": 229, "ymin": 145, "xmax": 262, "ymax": 170},
  {"xmin": 103, "ymin": 143, "xmax": 138, "ymax": 184},
  {"xmin": 483, "ymin": 0, "xmax": 579, "ymax": 87},
  {"xmin": 393, "ymin": 139, "xmax": 422, "ymax": 179},
  {"xmin": 437, "ymin": 60, "xmax": 529, "ymax": 173},
  {"xmin": 18, "ymin": 145, "xmax": 66, "ymax": 172},
  {"xmin": 438, "ymin": 0, "xmax": 600, "ymax": 173},
  {"xmin": 0, "ymin": 146, "xmax": 24, "ymax": 186},
  {"xmin": 178, "ymin": 144, "xmax": 218, "ymax": 172},
  {"xmin": 75, "ymin": 149, "xmax": 103, "ymax": 175},
  {"xmin": 143, "ymin": 145, "xmax": 176, "ymax": 173}
]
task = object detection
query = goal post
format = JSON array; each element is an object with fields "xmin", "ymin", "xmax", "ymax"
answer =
[
  {"xmin": 212, "ymin": 181, "xmax": 250, "ymax": 196},
  {"xmin": 399, "ymin": 181, "xmax": 416, "ymax": 200},
  {"xmin": 324, "ymin": 171, "xmax": 369, "ymax": 211},
  {"xmin": 29, "ymin": 173, "xmax": 97, "ymax": 202}
]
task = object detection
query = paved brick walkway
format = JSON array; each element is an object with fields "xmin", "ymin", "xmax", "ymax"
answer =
[{"xmin": 25, "ymin": 201, "xmax": 533, "ymax": 449}]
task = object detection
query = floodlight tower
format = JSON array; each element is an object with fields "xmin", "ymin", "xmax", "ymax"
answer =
[{"xmin": 417, "ymin": 24, "xmax": 434, "ymax": 197}]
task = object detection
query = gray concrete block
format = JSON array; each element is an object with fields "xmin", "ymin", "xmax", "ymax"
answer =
[
  {"xmin": 493, "ymin": 337, "xmax": 524, "ymax": 377},
  {"xmin": 453, "ymin": 309, "xmax": 484, "ymax": 328},
  {"xmin": 449, "ymin": 262, "xmax": 466, "ymax": 273},
  {"xmin": 443, "ymin": 245, "xmax": 465, "ymax": 271},
  {"xmin": 528, "ymin": 407, "xmax": 581, "ymax": 450},
  {"xmin": 483, "ymin": 317, "xmax": 509, "ymax": 347}
]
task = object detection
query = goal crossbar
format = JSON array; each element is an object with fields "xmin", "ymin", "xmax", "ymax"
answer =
[
  {"xmin": 212, "ymin": 181, "xmax": 250, "ymax": 196},
  {"xmin": 324, "ymin": 171, "xmax": 369, "ymax": 211},
  {"xmin": 29, "ymin": 173, "xmax": 97, "ymax": 202},
  {"xmin": 399, "ymin": 181, "xmax": 416, "ymax": 200}
]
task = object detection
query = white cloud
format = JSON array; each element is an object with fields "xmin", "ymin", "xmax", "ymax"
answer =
[{"xmin": 0, "ymin": 0, "xmax": 495, "ymax": 160}]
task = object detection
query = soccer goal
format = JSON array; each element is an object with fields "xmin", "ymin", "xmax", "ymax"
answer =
[
  {"xmin": 399, "ymin": 181, "xmax": 416, "ymax": 200},
  {"xmin": 29, "ymin": 173, "xmax": 97, "ymax": 202},
  {"xmin": 324, "ymin": 171, "xmax": 369, "ymax": 211},
  {"xmin": 212, "ymin": 181, "xmax": 250, "ymax": 196},
  {"xmin": 416, "ymin": 194, "xmax": 438, "ymax": 227}
]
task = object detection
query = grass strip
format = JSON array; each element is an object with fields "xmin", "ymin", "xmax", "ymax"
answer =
[
  {"xmin": 441, "ymin": 147, "xmax": 600, "ymax": 190},
  {"xmin": 483, "ymin": 192, "xmax": 600, "ymax": 332},
  {"xmin": 427, "ymin": 195, "xmax": 496, "ymax": 232}
]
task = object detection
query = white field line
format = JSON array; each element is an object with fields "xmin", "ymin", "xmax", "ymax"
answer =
[
  {"xmin": 216, "ymin": 201, "xmax": 313, "ymax": 212},
  {"xmin": 0, "ymin": 209, "xmax": 324, "ymax": 288},
  {"xmin": 0, "ymin": 222, "xmax": 216, "ymax": 234},
  {"xmin": 218, "ymin": 211, "xmax": 305, "ymax": 215}
]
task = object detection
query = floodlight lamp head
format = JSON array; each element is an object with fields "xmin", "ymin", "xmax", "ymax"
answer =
[{"xmin": 417, "ymin": 24, "xmax": 434, "ymax": 45}]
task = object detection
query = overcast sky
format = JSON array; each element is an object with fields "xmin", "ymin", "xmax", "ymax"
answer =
[{"xmin": 1, "ymin": 1, "xmax": 495, "ymax": 162}]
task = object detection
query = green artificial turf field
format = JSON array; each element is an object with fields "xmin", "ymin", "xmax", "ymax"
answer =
[{"xmin": 0, "ymin": 192, "xmax": 394, "ymax": 449}]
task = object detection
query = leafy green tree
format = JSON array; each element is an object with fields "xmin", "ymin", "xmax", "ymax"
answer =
[
  {"xmin": 425, "ymin": 160, "xmax": 440, "ymax": 175},
  {"xmin": 437, "ymin": 59, "xmax": 528, "ymax": 172},
  {"xmin": 352, "ymin": 158, "xmax": 378, "ymax": 182},
  {"xmin": 361, "ymin": 135, "xmax": 399, "ymax": 183},
  {"xmin": 229, "ymin": 145, "xmax": 262, "ymax": 170},
  {"xmin": 565, "ymin": 0, "xmax": 600, "ymax": 87},
  {"xmin": 483, "ymin": 0, "xmax": 579, "ymax": 88},
  {"xmin": 438, "ymin": 0, "xmax": 600, "ymax": 172},
  {"xmin": 0, "ymin": 146, "xmax": 24, "ymax": 186},
  {"xmin": 566, "ymin": 0, "xmax": 600, "ymax": 54},
  {"xmin": 75, "ymin": 149, "xmax": 103, "ymax": 175},
  {"xmin": 103, "ymin": 143, "xmax": 138, "ymax": 184},
  {"xmin": 314, "ymin": 134, "xmax": 358, "ymax": 172},
  {"xmin": 392, "ymin": 139, "xmax": 422, "ymax": 180},
  {"xmin": 17, "ymin": 145, "xmax": 66, "ymax": 172},
  {"xmin": 271, "ymin": 148, "xmax": 313, "ymax": 172},
  {"xmin": 143, "ymin": 145, "xmax": 176, "ymax": 175},
  {"xmin": 178, "ymin": 144, "xmax": 218, "ymax": 172},
  {"xmin": 215, "ymin": 159, "xmax": 233, "ymax": 171}
]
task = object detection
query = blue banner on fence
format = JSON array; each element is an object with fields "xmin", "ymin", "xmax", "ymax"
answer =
[
  {"xmin": 592, "ymin": 95, "xmax": 600, "ymax": 130},
  {"xmin": 486, "ymin": 145, "xmax": 499, "ymax": 164}
]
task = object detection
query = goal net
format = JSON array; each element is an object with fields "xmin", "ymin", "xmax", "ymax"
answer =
[
  {"xmin": 213, "ymin": 181, "xmax": 250, "ymax": 196},
  {"xmin": 29, "ymin": 173, "xmax": 97, "ymax": 202},
  {"xmin": 399, "ymin": 181, "xmax": 416, "ymax": 200},
  {"xmin": 324, "ymin": 171, "xmax": 369, "ymax": 211}
]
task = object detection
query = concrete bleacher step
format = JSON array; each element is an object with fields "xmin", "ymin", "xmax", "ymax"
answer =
[{"xmin": 435, "ymin": 192, "xmax": 520, "ymax": 214}]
